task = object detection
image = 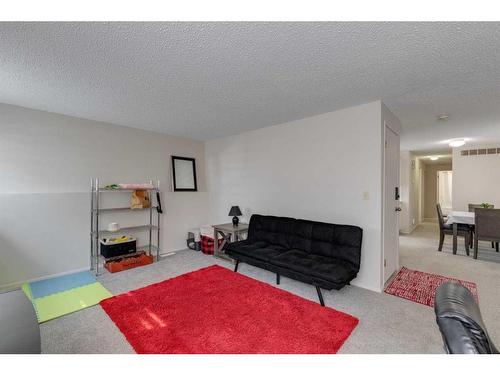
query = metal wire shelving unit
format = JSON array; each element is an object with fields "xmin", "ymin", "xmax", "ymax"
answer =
[{"xmin": 90, "ymin": 178, "xmax": 161, "ymax": 275}]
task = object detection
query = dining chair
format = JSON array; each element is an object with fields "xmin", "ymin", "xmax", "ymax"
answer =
[
  {"xmin": 437, "ymin": 203, "xmax": 472, "ymax": 254},
  {"xmin": 469, "ymin": 204, "xmax": 496, "ymax": 249},
  {"xmin": 473, "ymin": 208, "xmax": 500, "ymax": 259}
]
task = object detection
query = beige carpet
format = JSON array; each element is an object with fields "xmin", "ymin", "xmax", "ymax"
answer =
[{"xmin": 38, "ymin": 222, "xmax": 500, "ymax": 353}]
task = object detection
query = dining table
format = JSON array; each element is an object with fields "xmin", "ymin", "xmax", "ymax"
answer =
[{"xmin": 446, "ymin": 211, "xmax": 475, "ymax": 254}]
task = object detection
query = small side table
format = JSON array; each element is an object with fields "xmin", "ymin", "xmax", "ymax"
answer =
[{"xmin": 213, "ymin": 223, "xmax": 249, "ymax": 261}]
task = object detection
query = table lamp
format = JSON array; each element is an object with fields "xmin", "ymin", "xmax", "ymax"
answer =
[{"xmin": 229, "ymin": 206, "xmax": 242, "ymax": 226}]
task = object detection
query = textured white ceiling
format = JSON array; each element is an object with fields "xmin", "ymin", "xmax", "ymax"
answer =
[{"xmin": 1, "ymin": 22, "xmax": 500, "ymax": 150}]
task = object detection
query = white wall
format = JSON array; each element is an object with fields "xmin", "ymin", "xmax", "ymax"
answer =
[
  {"xmin": 206, "ymin": 101, "xmax": 387, "ymax": 292},
  {"xmin": 453, "ymin": 143, "xmax": 500, "ymax": 210},
  {"xmin": 0, "ymin": 104, "xmax": 209, "ymax": 290}
]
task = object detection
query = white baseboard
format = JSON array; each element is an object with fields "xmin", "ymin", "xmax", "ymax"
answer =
[
  {"xmin": 1, "ymin": 248, "xmax": 190, "ymax": 293},
  {"xmin": 159, "ymin": 248, "xmax": 190, "ymax": 257},
  {"xmin": 399, "ymin": 223, "xmax": 419, "ymax": 235},
  {"xmin": 0, "ymin": 267, "xmax": 90, "ymax": 294}
]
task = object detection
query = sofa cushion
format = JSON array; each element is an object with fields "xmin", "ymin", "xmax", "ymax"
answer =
[
  {"xmin": 247, "ymin": 215, "xmax": 296, "ymax": 248},
  {"xmin": 243, "ymin": 245, "xmax": 289, "ymax": 262},
  {"xmin": 225, "ymin": 241, "xmax": 288, "ymax": 262},
  {"xmin": 289, "ymin": 219, "xmax": 362, "ymax": 271},
  {"xmin": 225, "ymin": 240, "xmax": 268, "ymax": 254},
  {"xmin": 269, "ymin": 249, "xmax": 356, "ymax": 284}
]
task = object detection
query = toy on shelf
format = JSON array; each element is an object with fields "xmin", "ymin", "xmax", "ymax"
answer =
[
  {"xmin": 119, "ymin": 183, "xmax": 154, "ymax": 190},
  {"xmin": 130, "ymin": 190, "xmax": 151, "ymax": 209},
  {"xmin": 104, "ymin": 184, "xmax": 120, "ymax": 190}
]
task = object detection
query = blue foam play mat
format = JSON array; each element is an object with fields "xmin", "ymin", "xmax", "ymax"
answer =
[{"xmin": 29, "ymin": 271, "xmax": 97, "ymax": 299}]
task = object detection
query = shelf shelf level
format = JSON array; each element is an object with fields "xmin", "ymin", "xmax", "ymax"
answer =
[
  {"xmin": 101, "ymin": 250, "xmax": 147, "ymax": 262},
  {"xmin": 94, "ymin": 245, "xmax": 160, "ymax": 265},
  {"xmin": 92, "ymin": 206, "xmax": 157, "ymax": 213},
  {"xmin": 98, "ymin": 188, "xmax": 159, "ymax": 192},
  {"xmin": 137, "ymin": 244, "xmax": 160, "ymax": 252},
  {"xmin": 92, "ymin": 224, "xmax": 159, "ymax": 236}
]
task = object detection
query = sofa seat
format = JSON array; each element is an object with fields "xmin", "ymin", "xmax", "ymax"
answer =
[
  {"xmin": 225, "ymin": 241, "xmax": 288, "ymax": 262},
  {"xmin": 269, "ymin": 249, "xmax": 356, "ymax": 284}
]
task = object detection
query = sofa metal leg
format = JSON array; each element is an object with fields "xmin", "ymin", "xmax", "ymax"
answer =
[
  {"xmin": 234, "ymin": 260, "xmax": 239, "ymax": 272},
  {"xmin": 276, "ymin": 273, "xmax": 280, "ymax": 285},
  {"xmin": 315, "ymin": 286, "xmax": 325, "ymax": 306}
]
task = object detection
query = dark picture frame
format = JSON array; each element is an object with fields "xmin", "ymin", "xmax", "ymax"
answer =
[{"xmin": 171, "ymin": 156, "xmax": 198, "ymax": 192}]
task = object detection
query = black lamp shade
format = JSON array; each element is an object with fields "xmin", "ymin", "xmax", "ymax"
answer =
[{"xmin": 228, "ymin": 206, "xmax": 242, "ymax": 216}]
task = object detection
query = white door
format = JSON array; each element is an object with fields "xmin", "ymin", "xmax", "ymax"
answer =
[{"xmin": 383, "ymin": 125, "xmax": 400, "ymax": 284}]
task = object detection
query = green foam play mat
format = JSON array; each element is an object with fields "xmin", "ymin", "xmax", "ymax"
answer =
[{"xmin": 23, "ymin": 281, "xmax": 112, "ymax": 323}]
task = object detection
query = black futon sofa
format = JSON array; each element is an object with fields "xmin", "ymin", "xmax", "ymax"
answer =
[{"xmin": 224, "ymin": 214, "xmax": 363, "ymax": 306}]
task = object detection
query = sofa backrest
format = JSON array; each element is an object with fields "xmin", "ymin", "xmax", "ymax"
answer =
[
  {"xmin": 247, "ymin": 215, "xmax": 296, "ymax": 248},
  {"xmin": 247, "ymin": 214, "xmax": 362, "ymax": 270},
  {"xmin": 290, "ymin": 219, "xmax": 362, "ymax": 270}
]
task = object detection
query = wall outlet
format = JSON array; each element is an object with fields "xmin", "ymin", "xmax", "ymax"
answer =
[
  {"xmin": 362, "ymin": 191, "xmax": 370, "ymax": 200},
  {"xmin": 412, "ymin": 218, "xmax": 416, "ymax": 225}
]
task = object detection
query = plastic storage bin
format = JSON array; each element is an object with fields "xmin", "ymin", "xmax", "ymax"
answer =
[{"xmin": 100, "ymin": 236, "xmax": 136, "ymax": 258}]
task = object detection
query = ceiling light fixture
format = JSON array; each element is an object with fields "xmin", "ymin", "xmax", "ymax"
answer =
[
  {"xmin": 437, "ymin": 115, "xmax": 450, "ymax": 121},
  {"xmin": 449, "ymin": 139, "xmax": 466, "ymax": 148},
  {"xmin": 429, "ymin": 156, "xmax": 439, "ymax": 161}
]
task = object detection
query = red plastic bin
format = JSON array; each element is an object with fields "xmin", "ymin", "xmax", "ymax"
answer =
[
  {"xmin": 104, "ymin": 253, "xmax": 154, "ymax": 273},
  {"xmin": 201, "ymin": 235, "xmax": 224, "ymax": 255}
]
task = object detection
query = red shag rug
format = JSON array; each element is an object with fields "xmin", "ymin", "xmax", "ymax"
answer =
[
  {"xmin": 100, "ymin": 265, "xmax": 359, "ymax": 354},
  {"xmin": 384, "ymin": 266, "xmax": 478, "ymax": 307}
]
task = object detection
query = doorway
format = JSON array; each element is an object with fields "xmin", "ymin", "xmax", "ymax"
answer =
[
  {"xmin": 423, "ymin": 161, "xmax": 453, "ymax": 221},
  {"xmin": 437, "ymin": 170, "xmax": 453, "ymax": 216}
]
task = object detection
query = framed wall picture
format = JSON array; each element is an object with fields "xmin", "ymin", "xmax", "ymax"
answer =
[{"xmin": 171, "ymin": 156, "xmax": 197, "ymax": 192}]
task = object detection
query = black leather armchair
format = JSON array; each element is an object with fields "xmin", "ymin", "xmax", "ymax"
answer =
[{"xmin": 434, "ymin": 282, "xmax": 498, "ymax": 354}]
